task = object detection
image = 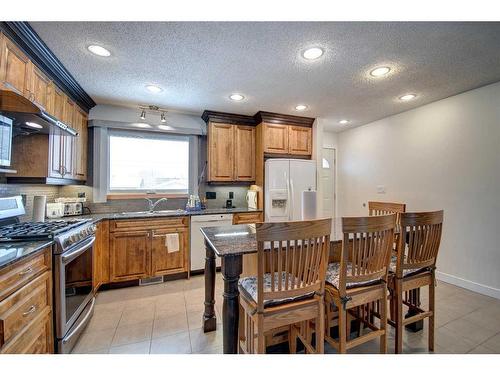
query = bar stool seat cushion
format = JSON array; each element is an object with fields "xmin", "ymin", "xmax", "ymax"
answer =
[
  {"xmin": 389, "ymin": 256, "xmax": 428, "ymax": 277},
  {"xmin": 326, "ymin": 262, "xmax": 382, "ymax": 289}
]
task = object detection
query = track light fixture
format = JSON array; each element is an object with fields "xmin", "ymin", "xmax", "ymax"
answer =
[
  {"xmin": 138, "ymin": 105, "xmax": 169, "ymax": 124},
  {"xmin": 140, "ymin": 109, "xmax": 146, "ymax": 120},
  {"xmin": 161, "ymin": 112, "xmax": 167, "ymax": 123}
]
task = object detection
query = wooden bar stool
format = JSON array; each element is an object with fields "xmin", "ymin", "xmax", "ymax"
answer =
[
  {"xmin": 388, "ymin": 210, "xmax": 444, "ymax": 353},
  {"xmin": 238, "ymin": 219, "xmax": 331, "ymax": 354},
  {"xmin": 324, "ymin": 214, "xmax": 395, "ymax": 354}
]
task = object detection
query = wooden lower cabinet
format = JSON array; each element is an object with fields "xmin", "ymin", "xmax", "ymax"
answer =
[
  {"xmin": 0, "ymin": 248, "xmax": 53, "ymax": 354},
  {"xmin": 110, "ymin": 230, "xmax": 151, "ymax": 282},
  {"xmin": 108, "ymin": 217, "xmax": 189, "ymax": 283},
  {"xmin": 93, "ymin": 220, "xmax": 110, "ymax": 291},
  {"xmin": 233, "ymin": 211, "xmax": 263, "ymax": 224},
  {"xmin": 151, "ymin": 227, "xmax": 189, "ymax": 276}
]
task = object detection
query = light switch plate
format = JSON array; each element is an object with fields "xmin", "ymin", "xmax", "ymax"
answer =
[{"xmin": 377, "ymin": 185, "xmax": 386, "ymax": 194}]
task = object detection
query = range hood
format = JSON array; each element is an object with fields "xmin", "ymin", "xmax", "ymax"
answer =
[{"xmin": 0, "ymin": 90, "xmax": 78, "ymax": 136}]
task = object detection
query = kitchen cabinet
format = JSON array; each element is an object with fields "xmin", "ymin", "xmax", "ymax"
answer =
[
  {"xmin": 288, "ymin": 126, "xmax": 312, "ymax": 155},
  {"xmin": 0, "ymin": 33, "xmax": 31, "ymax": 98},
  {"xmin": 93, "ymin": 220, "xmax": 110, "ymax": 291},
  {"xmin": 232, "ymin": 211, "xmax": 263, "ymax": 224},
  {"xmin": 0, "ymin": 247, "xmax": 53, "ymax": 354},
  {"xmin": 61, "ymin": 96, "xmax": 75, "ymax": 178},
  {"xmin": 73, "ymin": 107, "xmax": 88, "ymax": 180},
  {"xmin": 109, "ymin": 217, "xmax": 189, "ymax": 283},
  {"xmin": 263, "ymin": 123, "xmax": 289, "ymax": 154},
  {"xmin": 234, "ymin": 125, "xmax": 256, "ymax": 181},
  {"xmin": 262, "ymin": 122, "xmax": 312, "ymax": 156},
  {"xmin": 29, "ymin": 62, "xmax": 51, "ymax": 111},
  {"xmin": 47, "ymin": 83, "xmax": 65, "ymax": 178},
  {"xmin": 207, "ymin": 122, "xmax": 256, "ymax": 182},
  {"xmin": 110, "ymin": 231, "xmax": 151, "ymax": 282},
  {"xmin": 208, "ymin": 123, "xmax": 234, "ymax": 182}
]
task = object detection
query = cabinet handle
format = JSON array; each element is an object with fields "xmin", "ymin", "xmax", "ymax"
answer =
[
  {"xmin": 19, "ymin": 266, "xmax": 33, "ymax": 276},
  {"xmin": 22, "ymin": 305, "xmax": 37, "ymax": 317},
  {"xmin": 29, "ymin": 92, "xmax": 35, "ymax": 102}
]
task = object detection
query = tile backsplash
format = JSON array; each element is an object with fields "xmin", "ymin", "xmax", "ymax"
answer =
[{"xmin": 0, "ymin": 184, "xmax": 60, "ymax": 221}]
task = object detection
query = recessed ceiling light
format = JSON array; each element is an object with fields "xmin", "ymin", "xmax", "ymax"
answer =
[
  {"xmin": 399, "ymin": 94, "xmax": 417, "ymax": 101},
  {"xmin": 295, "ymin": 104, "xmax": 308, "ymax": 111},
  {"xmin": 87, "ymin": 45, "xmax": 111, "ymax": 57},
  {"xmin": 25, "ymin": 122, "xmax": 43, "ymax": 129},
  {"xmin": 302, "ymin": 47, "xmax": 324, "ymax": 60},
  {"xmin": 339, "ymin": 119, "xmax": 349, "ymax": 125},
  {"xmin": 370, "ymin": 66, "xmax": 391, "ymax": 77},
  {"xmin": 229, "ymin": 94, "xmax": 245, "ymax": 101},
  {"xmin": 146, "ymin": 85, "xmax": 163, "ymax": 93},
  {"xmin": 132, "ymin": 123, "xmax": 151, "ymax": 128},
  {"xmin": 158, "ymin": 125, "xmax": 174, "ymax": 131}
]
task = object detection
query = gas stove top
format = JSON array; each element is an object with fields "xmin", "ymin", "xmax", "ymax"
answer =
[{"xmin": 0, "ymin": 219, "xmax": 91, "ymax": 242}]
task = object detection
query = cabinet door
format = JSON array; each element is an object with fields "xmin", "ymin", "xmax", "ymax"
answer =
[
  {"xmin": 0, "ymin": 35, "xmax": 31, "ymax": 98},
  {"xmin": 93, "ymin": 220, "xmax": 109, "ymax": 291},
  {"xmin": 288, "ymin": 126, "xmax": 312, "ymax": 155},
  {"xmin": 263, "ymin": 123, "xmax": 289, "ymax": 154},
  {"xmin": 151, "ymin": 227, "xmax": 188, "ymax": 276},
  {"xmin": 207, "ymin": 123, "xmax": 234, "ymax": 181},
  {"xmin": 234, "ymin": 125, "xmax": 255, "ymax": 181},
  {"xmin": 61, "ymin": 96, "xmax": 75, "ymax": 178},
  {"xmin": 29, "ymin": 63, "xmax": 51, "ymax": 111},
  {"xmin": 110, "ymin": 231, "xmax": 151, "ymax": 282},
  {"xmin": 73, "ymin": 108, "xmax": 88, "ymax": 180}
]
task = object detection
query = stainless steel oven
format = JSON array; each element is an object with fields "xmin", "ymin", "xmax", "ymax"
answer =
[{"xmin": 54, "ymin": 223, "xmax": 96, "ymax": 353}]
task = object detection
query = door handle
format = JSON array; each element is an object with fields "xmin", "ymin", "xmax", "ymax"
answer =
[{"xmin": 22, "ymin": 305, "xmax": 37, "ymax": 317}]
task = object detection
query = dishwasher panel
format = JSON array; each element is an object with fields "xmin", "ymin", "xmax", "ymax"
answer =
[{"xmin": 190, "ymin": 214, "xmax": 233, "ymax": 271}]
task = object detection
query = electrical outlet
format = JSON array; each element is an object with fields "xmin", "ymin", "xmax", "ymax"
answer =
[
  {"xmin": 377, "ymin": 185, "xmax": 386, "ymax": 194},
  {"xmin": 206, "ymin": 192, "xmax": 216, "ymax": 200},
  {"xmin": 229, "ymin": 192, "xmax": 234, "ymax": 199},
  {"xmin": 78, "ymin": 192, "xmax": 86, "ymax": 198}
]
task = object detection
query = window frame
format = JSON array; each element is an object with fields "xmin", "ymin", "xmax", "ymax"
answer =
[{"xmin": 106, "ymin": 129, "xmax": 191, "ymax": 198}]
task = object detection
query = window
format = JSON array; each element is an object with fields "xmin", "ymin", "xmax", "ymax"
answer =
[{"xmin": 108, "ymin": 132, "xmax": 190, "ymax": 193}]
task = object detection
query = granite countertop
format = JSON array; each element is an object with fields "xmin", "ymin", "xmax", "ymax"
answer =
[
  {"xmin": 72, "ymin": 207, "xmax": 262, "ymax": 224},
  {"xmin": 201, "ymin": 221, "xmax": 343, "ymax": 257},
  {"xmin": 0, "ymin": 240, "xmax": 53, "ymax": 270}
]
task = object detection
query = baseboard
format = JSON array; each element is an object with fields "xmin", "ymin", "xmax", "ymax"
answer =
[{"xmin": 436, "ymin": 271, "xmax": 500, "ymax": 300}]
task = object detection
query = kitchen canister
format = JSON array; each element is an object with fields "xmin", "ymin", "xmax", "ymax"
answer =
[{"xmin": 32, "ymin": 195, "xmax": 47, "ymax": 222}]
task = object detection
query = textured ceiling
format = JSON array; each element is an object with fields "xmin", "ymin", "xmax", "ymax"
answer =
[{"xmin": 30, "ymin": 22, "xmax": 500, "ymax": 131}]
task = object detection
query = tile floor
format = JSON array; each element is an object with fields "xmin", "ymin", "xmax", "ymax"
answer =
[{"xmin": 71, "ymin": 274, "xmax": 500, "ymax": 354}]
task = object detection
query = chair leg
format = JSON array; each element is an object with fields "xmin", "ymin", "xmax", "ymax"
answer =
[
  {"xmin": 395, "ymin": 279, "xmax": 404, "ymax": 354},
  {"xmin": 316, "ymin": 302, "xmax": 325, "ymax": 354},
  {"xmin": 257, "ymin": 315, "xmax": 265, "ymax": 354},
  {"xmin": 428, "ymin": 278, "xmax": 436, "ymax": 352},
  {"xmin": 379, "ymin": 288, "xmax": 388, "ymax": 354},
  {"xmin": 289, "ymin": 324, "xmax": 298, "ymax": 354},
  {"xmin": 338, "ymin": 305, "xmax": 347, "ymax": 354}
]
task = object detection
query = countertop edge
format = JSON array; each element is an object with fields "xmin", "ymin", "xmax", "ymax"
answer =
[{"xmin": 0, "ymin": 239, "xmax": 54, "ymax": 271}]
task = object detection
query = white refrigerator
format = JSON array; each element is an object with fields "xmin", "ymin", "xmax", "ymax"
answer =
[{"xmin": 265, "ymin": 159, "xmax": 317, "ymax": 222}]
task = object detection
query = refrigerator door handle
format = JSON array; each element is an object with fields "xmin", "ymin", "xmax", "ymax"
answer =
[{"xmin": 289, "ymin": 177, "xmax": 294, "ymax": 221}]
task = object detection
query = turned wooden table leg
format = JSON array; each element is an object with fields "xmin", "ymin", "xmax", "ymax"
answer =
[
  {"xmin": 221, "ymin": 255, "xmax": 243, "ymax": 354},
  {"xmin": 203, "ymin": 239, "xmax": 217, "ymax": 332}
]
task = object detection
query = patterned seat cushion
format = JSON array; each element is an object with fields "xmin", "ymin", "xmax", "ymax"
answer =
[
  {"xmin": 325, "ymin": 262, "xmax": 383, "ymax": 289},
  {"xmin": 239, "ymin": 272, "xmax": 314, "ymax": 307},
  {"xmin": 389, "ymin": 255, "xmax": 427, "ymax": 277}
]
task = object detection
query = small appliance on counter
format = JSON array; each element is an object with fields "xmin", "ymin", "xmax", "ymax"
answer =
[
  {"xmin": 55, "ymin": 197, "xmax": 86, "ymax": 217},
  {"xmin": 46, "ymin": 202, "xmax": 64, "ymax": 219}
]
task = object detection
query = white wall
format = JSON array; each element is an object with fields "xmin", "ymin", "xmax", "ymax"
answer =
[{"xmin": 336, "ymin": 81, "xmax": 500, "ymax": 298}]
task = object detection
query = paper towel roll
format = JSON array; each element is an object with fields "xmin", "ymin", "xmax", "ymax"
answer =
[
  {"xmin": 301, "ymin": 189, "xmax": 317, "ymax": 220},
  {"xmin": 32, "ymin": 195, "xmax": 46, "ymax": 222}
]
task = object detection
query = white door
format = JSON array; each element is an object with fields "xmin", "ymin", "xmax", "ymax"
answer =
[
  {"xmin": 265, "ymin": 159, "xmax": 290, "ymax": 222},
  {"xmin": 289, "ymin": 160, "xmax": 317, "ymax": 221},
  {"xmin": 321, "ymin": 147, "xmax": 336, "ymax": 230}
]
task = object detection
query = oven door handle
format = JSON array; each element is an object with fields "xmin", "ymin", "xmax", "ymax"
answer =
[{"xmin": 61, "ymin": 236, "xmax": 96, "ymax": 265}]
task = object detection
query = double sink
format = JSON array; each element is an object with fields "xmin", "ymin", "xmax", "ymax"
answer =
[{"xmin": 118, "ymin": 209, "xmax": 185, "ymax": 216}]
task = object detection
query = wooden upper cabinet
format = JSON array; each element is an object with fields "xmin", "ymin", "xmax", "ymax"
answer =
[
  {"xmin": 263, "ymin": 123, "xmax": 289, "ymax": 154},
  {"xmin": 29, "ymin": 63, "xmax": 51, "ymax": 110},
  {"xmin": 207, "ymin": 123, "xmax": 235, "ymax": 181},
  {"xmin": 110, "ymin": 231, "xmax": 151, "ymax": 282},
  {"xmin": 288, "ymin": 126, "xmax": 312, "ymax": 155},
  {"xmin": 0, "ymin": 34, "xmax": 31, "ymax": 98},
  {"xmin": 61, "ymin": 96, "xmax": 75, "ymax": 178},
  {"xmin": 234, "ymin": 125, "xmax": 256, "ymax": 181},
  {"xmin": 73, "ymin": 108, "xmax": 88, "ymax": 180}
]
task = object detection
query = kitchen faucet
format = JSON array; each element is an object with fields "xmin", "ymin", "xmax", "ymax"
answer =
[{"xmin": 145, "ymin": 197, "xmax": 168, "ymax": 212}]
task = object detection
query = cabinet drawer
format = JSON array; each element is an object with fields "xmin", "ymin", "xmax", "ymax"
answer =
[
  {"xmin": 0, "ymin": 271, "xmax": 51, "ymax": 348},
  {"xmin": 0, "ymin": 248, "xmax": 51, "ymax": 301},
  {"xmin": 0, "ymin": 309, "xmax": 52, "ymax": 354},
  {"xmin": 110, "ymin": 217, "xmax": 189, "ymax": 232},
  {"xmin": 233, "ymin": 212, "xmax": 263, "ymax": 224}
]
